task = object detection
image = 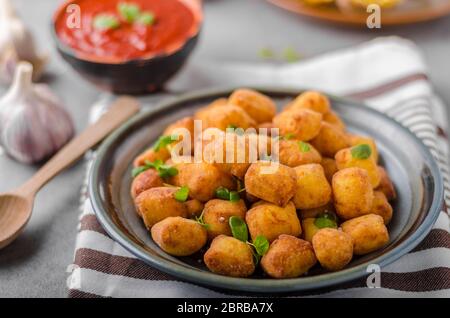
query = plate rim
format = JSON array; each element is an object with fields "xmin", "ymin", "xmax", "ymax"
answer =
[{"xmin": 89, "ymin": 86, "xmax": 444, "ymax": 293}]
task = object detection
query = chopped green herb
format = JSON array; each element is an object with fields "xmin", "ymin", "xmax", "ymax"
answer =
[
  {"xmin": 174, "ymin": 186, "xmax": 189, "ymax": 202},
  {"xmin": 314, "ymin": 213, "xmax": 338, "ymax": 229},
  {"xmin": 195, "ymin": 212, "xmax": 210, "ymax": 230},
  {"xmin": 251, "ymin": 249, "xmax": 261, "ymax": 265},
  {"xmin": 93, "ymin": 14, "xmax": 120, "ymax": 31},
  {"xmin": 282, "ymin": 47, "xmax": 302, "ymax": 63},
  {"xmin": 351, "ymin": 144, "xmax": 372, "ymax": 160},
  {"xmin": 236, "ymin": 179, "xmax": 246, "ymax": 193},
  {"xmin": 298, "ymin": 141, "xmax": 311, "ymax": 153},
  {"xmin": 145, "ymin": 159, "xmax": 163, "ymax": 167},
  {"xmin": 131, "ymin": 159, "xmax": 161, "ymax": 178},
  {"xmin": 118, "ymin": 2, "xmax": 140, "ymax": 22},
  {"xmin": 283, "ymin": 133, "xmax": 295, "ymax": 140},
  {"xmin": 258, "ymin": 47, "xmax": 275, "ymax": 60},
  {"xmin": 229, "ymin": 216, "xmax": 248, "ymax": 242},
  {"xmin": 215, "ymin": 186, "xmax": 230, "ymax": 200},
  {"xmin": 277, "ymin": 133, "xmax": 295, "ymax": 140},
  {"xmin": 253, "ymin": 235, "xmax": 269, "ymax": 256},
  {"xmin": 132, "ymin": 166, "xmax": 148, "ymax": 178},
  {"xmin": 152, "ymin": 135, "xmax": 178, "ymax": 152},
  {"xmin": 314, "ymin": 217, "xmax": 337, "ymax": 229},
  {"xmin": 137, "ymin": 11, "xmax": 155, "ymax": 25},
  {"xmin": 227, "ymin": 124, "xmax": 244, "ymax": 136},
  {"xmin": 247, "ymin": 235, "xmax": 269, "ymax": 265},
  {"xmin": 215, "ymin": 187, "xmax": 240, "ymax": 202},
  {"xmin": 229, "ymin": 191, "xmax": 240, "ymax": 202},
  {"xmin": 157, "ymin": 165, "xmax": 178, "ymax": 178},
  {"xmin": 131, "ymin": 159, "xmax": 178, "ymax": 179}
]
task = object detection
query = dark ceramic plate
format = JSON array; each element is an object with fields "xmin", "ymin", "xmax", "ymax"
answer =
[{"xmin": 89, "ymin": 88, "xmax": 444, "ymax": 293}]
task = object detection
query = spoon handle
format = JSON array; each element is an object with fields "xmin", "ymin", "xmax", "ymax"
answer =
[{"xmin": 18, "ymin": 96, "xmax": 140, "ymax": 195}]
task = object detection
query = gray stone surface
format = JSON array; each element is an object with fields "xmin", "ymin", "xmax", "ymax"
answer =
[{"xmin": 0, "ymin": 0, "xmax": 449, "ymax": 297}]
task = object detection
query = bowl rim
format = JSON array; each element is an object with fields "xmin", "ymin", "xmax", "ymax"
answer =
[
  {"xmin": 89, "ymin": 86, "xmax": 444, "ymax": 293},
  {"xmin": 50, "ymin": 0, "xmax": 203, "ymax": 65}
]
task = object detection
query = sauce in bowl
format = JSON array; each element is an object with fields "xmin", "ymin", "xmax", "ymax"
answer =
[{"xmin": 55, "ymin": 0, "xmax": 201, "ymax": 63}]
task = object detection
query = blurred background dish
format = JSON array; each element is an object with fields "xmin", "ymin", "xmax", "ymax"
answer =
[
  {"xmin": 267, "ymin": 0, "xmax": 450, "ymax": 25},
  {"xmin": 52, "ymin": 0, "xmax": 202, "ymax": 94}
]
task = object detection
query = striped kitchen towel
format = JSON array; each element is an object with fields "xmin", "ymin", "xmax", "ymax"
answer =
[{"xmin": 68, "ymin": 37, "xmax": 450, "ymax": 298}]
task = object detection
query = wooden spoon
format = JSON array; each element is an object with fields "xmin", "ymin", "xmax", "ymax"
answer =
[{"xmin": 0, "ymin": 96, "xmax": 140, "ymax": 249}]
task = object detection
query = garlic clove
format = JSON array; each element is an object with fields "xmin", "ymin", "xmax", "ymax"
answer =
[
  {"xmin": 0, "ymin": 47, "xmax": 17, "ymax": 83},
  {"xmin": 7, "ymin": 17, "xmax": 48, "ymax": 81},
  {"xmin": 0, "ymin": 62, "xmax": 74, "ymax": 164},
  {"xmin": 0, "ymin": 0, "xmax": 47, "ymax": 84}
]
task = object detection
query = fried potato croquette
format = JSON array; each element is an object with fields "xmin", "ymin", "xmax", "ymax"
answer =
[
  {"xmin": 278, "ymin": 140, "xmax": 322, "ymax": 167},
  {"xmin": 244, "ymin": 161, "xmax": 297, "ymax": 206},
  {"xmin": 376, "ymin": 166, "xmax": 397, "ymax": 201},
  {"xmin": 273, "ymin": 108, "xmax": 322, "ymax": 141},
  {"xmin": 134, "ymin": 119, "xmax": 195, "ymax": 168},
  {"xmin": 310, "ymin": 122, "xmax": 350, "ymax": 157},
  {"xmin": 323, "ymin": 110, "xmax": 346, "ymax": 131},
  {"xmin": 246, "ymin": 201, "xmax": 301, "ymax": 242},
  {"xmin": 133, "ymin": 146, "xmax": 171, "ymax": 167},
  {"xmin": 370, "ymin": 191, "xmax": 393, "ymax": 224},
  {"xmin": 332, "ymin": 167, "xmax": 374, "ymax": 220},
  {"xmin": 261, "ymin": 235, "xmax": 317, "ymax": 278},
  {"xmin": 293, "ymin": 164, "xmax": 332, "ymax": 210},
  {"xmin": 202, "ymin": 131, "xmax": 258, "ymax": 180},
  {"xmin": 288, "ymin": 91, "xmax": 331, "ymax": 115},
  {"xmin": 194, "ymin": 127, "xmax": 224, "ymax": 148},
  {"xmin": 301, "ymin": 218, "xmax": 320, "ymax": 243},
  {"xmin": 203, "ymin": 199, "xmax": 248, "ymax": 240},
  {"xmin": 135, "ymin": 187, "xmax": 188, "ymax": 229},
  {"xmin": 169, "ymin": 160, "xmax": 235, "ymax": 202},
  {"xmin": 341, "ymin": 214, "xmax": 389, "ymax": 255},
  {"xmin": 335, "ymin": 146, "xmax": 381, "ymax": 188},
  {"xmin": 258, "ymin": 122, "xmax": 275, "ymax": 133},
  {"xmin": 321, "ymin": 157, "xmax": 338, "ymax": 183},
  {"xmin": 312, "ymin": 228, "xmax": 353, "ymax": 271},
  {"xmin": 151, "ymin": 217, "xmax": 207, "ymax": 256},
  {"xmin": 299, "ymin": 202, "xmax": 335, "ymax": 219},
  {"xmin": 195, "ymin": 104, "xmax": 256, "ymax": 131},
  {"xmin": 163, "ymin": 116, "xmax": 195, "ymax": 146},
  {"xmin": 131, "ymin": 168, "xmax": 164, "ymax": 199},
  {"xmin": 229, "ymin": 89, "xmax": 277, "ymax": 124},
  {"xmin": 184, "ymin": 199, "xmax": 204, "ymax": 218},
  {"xmin": 204, "ymin": 235, "xmax": 255, "ymax": 277},
  {"xmin": 194, "ymin": 98, "xmax": 228, "ymax": 120},
  {"xmin": 246, "ymin": 133, "xmax": 275, "ymax": 158},
  {"xmin": 348, "ymin": 134, "xmax": 378, "ymax": 162}
]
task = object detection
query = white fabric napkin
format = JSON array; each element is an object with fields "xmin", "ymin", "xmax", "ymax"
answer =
[{"xmin": 69, "ymin": 37, "xmax": 450, "ymax": 298}]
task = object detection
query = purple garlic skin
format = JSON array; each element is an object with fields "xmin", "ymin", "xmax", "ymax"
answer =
[
  {"xmin": 0, "ymin": 62, "xmax": 74, "ymax": 164},
  {"xmin": 0, "ymin": 49, "xmax": 17, "ymax": 84}
]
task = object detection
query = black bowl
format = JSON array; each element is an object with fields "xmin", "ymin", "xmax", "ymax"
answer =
[{"xmin": 51, "ymin": 0, "xmax": 202, "ymax": 94}]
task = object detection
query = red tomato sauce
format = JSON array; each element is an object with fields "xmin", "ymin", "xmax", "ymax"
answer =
[{"xmin": 55, "ymin": 0, "xmax": 200, "ymax": 63}]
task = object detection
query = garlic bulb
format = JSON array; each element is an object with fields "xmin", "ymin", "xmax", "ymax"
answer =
[
  {"xmin": 0, "ymin": 62, "xmax": 74, "ymax": 164},
  {"xmin": 0, "ymin": 0, "xmax": 47, "ymax": 84}
]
